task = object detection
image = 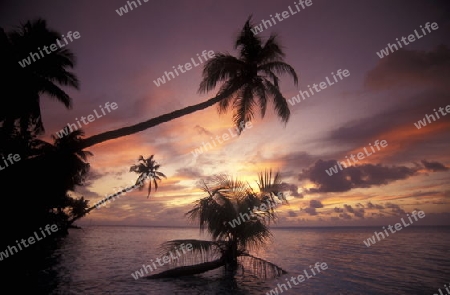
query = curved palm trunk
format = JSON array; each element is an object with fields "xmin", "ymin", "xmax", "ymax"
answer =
[
  {"xmin": 145, "ymin": 258, "xmax": 225, "ymax": 279},
  {"xmin": 67, "ymin": 190, "xmax": 129, "ymax": 226},
  {"xmin": 80, "ymin": 84, "xmax": 242, "ymax": 150},
  {"xmin": 67, "ymin": 172, "xmax": 153, "ymax": 225}
]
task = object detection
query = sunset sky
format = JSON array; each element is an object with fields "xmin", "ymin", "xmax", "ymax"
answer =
[{"xmin": 2, "ymin": 0, "xmax": 449, "ymax": 227}]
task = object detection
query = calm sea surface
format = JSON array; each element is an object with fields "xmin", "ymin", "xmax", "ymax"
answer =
[{"xmin": 44, "ymin": 226, "xmax": 450, "ymax": 295}]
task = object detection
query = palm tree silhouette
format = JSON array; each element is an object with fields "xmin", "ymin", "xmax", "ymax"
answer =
[
  {"xmin": 0, "ymin": 19, "xmax": 79, "ymax": 138},
  {"xmin": 70, "ymin": 154, "xmax": 166, "ymax": 224},
  {"xmin": 130, "ymin": 155, "xmax": 167, "ymax": 198},
  {"xmin": 79, "ymin": 17, "xmax": 297, "ymax": 149},
  {"xmin": 146, "ymin": 170, "xmax": 288, "ymax": 279}
]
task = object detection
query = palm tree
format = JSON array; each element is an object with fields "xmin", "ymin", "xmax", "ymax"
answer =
[
  {"xmin": 0, "ymin": 19, "xmax": 79, "ymax": 138},
  {"xmin": 146, "ymin": 170, "xmax": 288, "ymax": 279},
  {"xmin": 69, "ymin": 154, "xmax": 166, "ymax": 225},
  {"xmin": 130, "ymin": 155, "xmax": 167, "ymax": 198},
  {"xmin": 79, "ymin": 17, "xmax": 297, "ymax": 149}
]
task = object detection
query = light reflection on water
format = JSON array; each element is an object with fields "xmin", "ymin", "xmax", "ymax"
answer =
[{"xmin": 47, "ymin": 226, "xmax": 450, "ymax": 295}]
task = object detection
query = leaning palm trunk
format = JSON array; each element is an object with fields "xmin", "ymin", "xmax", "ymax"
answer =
[
  {"xmin": 67, "ymin": 183, "xmax": 135, "ymax": 225},
  {"xmin": 146, "ymin": 258, "xmax": 225, "ymax": 279},
  {"xmin": 67, "ymin": 170, "xmax": 155, "ymax": 225},
  {"xmin": 79, "ymin": 84, "xmax": 242, "ymax": 150}
]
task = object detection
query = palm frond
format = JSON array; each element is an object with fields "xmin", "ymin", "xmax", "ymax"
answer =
[
  {"xmin": 257, "ymin": 34, "xmax": 286, "ymax": 63},
  {"xmin": 264, "ymin": 80, "xmax": 290, "ymax": 124},
  {"xmin": 198, "ymin": 54, "xmax": 245, "ymax": 93},
  {"xmin": 159, "ymin": 239, "xmax": 223, "ymax": 267},
  {"xmin": 238, "ymin": 253, "xmax": 288, "ymax": 278},
  {"xmin": 259, "ymin": 61, "xmax": 298, "ymax": 86}
]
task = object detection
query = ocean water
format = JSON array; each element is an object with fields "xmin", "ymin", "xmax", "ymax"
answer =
[{"xmin": 45, "ymin": 226, "xmax": 450, "ymax": 295}]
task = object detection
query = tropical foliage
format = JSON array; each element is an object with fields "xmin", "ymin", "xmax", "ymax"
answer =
[
  {"xmin": 130, "ymin": 155, "xmax": 167, "ymax": 198},
  {"xmin": 147, "ymin": 170, "xmax": 289, "ymax": 279},
  {"xmin": 0, "ymin": 18, "xmax": 78, "ymax": 139}
]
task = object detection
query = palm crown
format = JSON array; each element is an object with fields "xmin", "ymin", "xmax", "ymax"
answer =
[
  {"xmin": 129, "ymin": 155, "xmax": 167, "ymax": 198},
  {"xmin": 199, "ymin": 17, "xmax": 298, "ymax": 132},
  {"xmin": 149, "ymin": 170, "xmax": 289, "ymax": 279},
  {"xmin": 1, "ymin": 19, "xmax": 79, "ymax": 137}
]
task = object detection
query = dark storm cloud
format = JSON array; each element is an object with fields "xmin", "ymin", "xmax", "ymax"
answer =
[{"xmin": 299, "ymin": 160, "xmax": 418, "ymax": 193}]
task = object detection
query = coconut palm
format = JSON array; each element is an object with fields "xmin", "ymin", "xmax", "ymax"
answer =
[
  {"xmin": 129, "ymin": 155, "xmax": 167, "ymax": 198},
  {"xmin": 79, "ymin": 17, "xmax": 297, "ymax": 149},
  {"xmin": 69, "ymin": 154, "xmax": 166, "ymax": 225},
  {"xmin": 0, "ymin": 19, "xmax": 79, "ymax": 138},
  {"xmin": 146, "ymin": 170, "xmax": 288, "ymax": 279}
]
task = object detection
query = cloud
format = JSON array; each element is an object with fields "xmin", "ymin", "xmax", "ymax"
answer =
[
  {"xmin": 304, "ymin": 207, "xmax": 317, "ymax": 216},
  {"xmin": 365, "ymin": 45, "xmax": 450, "ymax": 91},
  {"xmin": 299, "ymin": 160, "xmax": 419, "ymax": 193},
  {"xmin": 366, "ymin": 202, "xmax": 384, "ymax": 209},
  {"xmin": 354, "ymin": 209, "xmax": 365, "ymax": 218},
  {"xmin": 194, "ymin": 125, "xmax": 213, "ymax": 136},
  {"xmin": 334, "ymin": 207, "xmax": 344, "ymax": 213},
  {"xmin": 310, "ymin": 199, "xmax": 324, "ymax": 208},
  {"xmin": 278, "ymin": 182, "xmax": 302, "ymax": 197},
  {"xmin": 385, "ymin": 202, "xmax": 406, "ymax": 216},
  {"xmin": 339, "ymin": 212, "xmax": 352, "ymax": 220},
  {"xmin": 287, "ymin": 210, "xmax": 298, "ymax": 217},
  {"xmin": 316, "ymin": 45, "xmax": 450, "ymax": 166},
  {"xmin": 421, "ymin": 160, "xmax": 449, "ymax": 172},
  {"xmin": 175, "ymin": 167, "xmax": 203, "ymax": 178},
  {"xmin": 344, "ymin": 204, "xmax": 354, "ymax": 213},
  {"xmin": 342, "ymin": 204, "xmax": 365, "ymax": 218},
  {"xmin": 85, "ymin": 168, "xmax": 110, "ymax": 185}
]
